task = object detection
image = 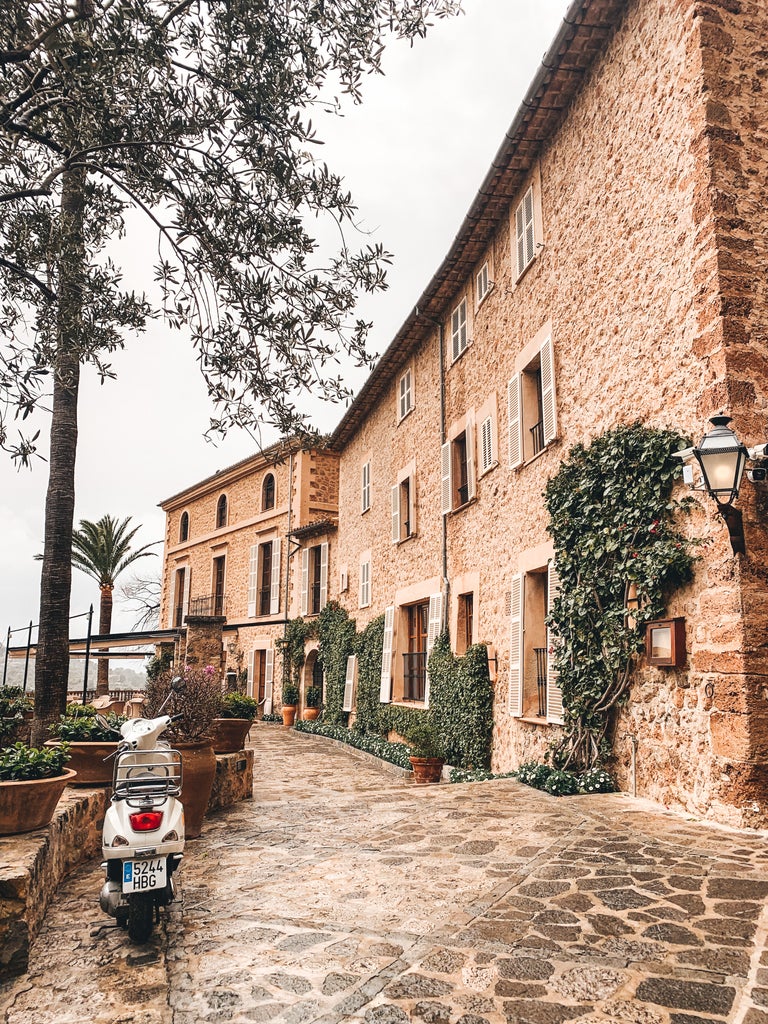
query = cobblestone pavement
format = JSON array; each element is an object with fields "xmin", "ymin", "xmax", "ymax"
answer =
[{"xmin": 3, "ymin": 724, "xmax": 768, "ymax": 1024}]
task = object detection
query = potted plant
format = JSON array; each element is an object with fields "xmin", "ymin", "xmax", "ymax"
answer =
[
  {"xmin": 404, "ymin": 719, "xmax": 445, "ymax": 784},
  {"xmin": 0, "ymin": 690, "xmax": 34, "ymax": 747},
  {"xmin": 46, "ymin": 706, "xmax": 126, "ymax": 785},
  {"xmin": 281, "ymin": 683, "xmax": 300, "ymax": 727},
  {"xmin": 210, "ymin": 693, "xmax": 258, "ymax": 753},
  {"xmin": 144, "ymin": 665, "xmax": 223, "ymax": 838},
  {"xmin": 303, "ymin": 685, "xmax": 322, "ymax": 721},
  {"xmin": 0, "ymin": 743, "xmax": 76, "ymax": 835}
]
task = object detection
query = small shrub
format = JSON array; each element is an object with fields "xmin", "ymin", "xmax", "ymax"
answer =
[
  {"xmin": 402, "ymin": 720, "xmax": 444, "ymax": 760},
  {"xmin": 50, "ymin": 711, "xmax": 125, "ymax": 742},
  {"xmin": 0, "ymin": 742, "xmax": 71, "ymax": 780},
  {"xmin": 578, "ymin": 766, "xmax": 617, "ymax": 793},
  {"xmin": 544, "ymin": 769, "xmax": 580, "ymax": 797},
  {"xmin": 144, "ymin": 664, "xmax": 222, "ymax": 742},
  {"xmin": 305, "ymin": 685, "xmax": 322, "ymax": 709},
  {"xmin": 515, "ymin": 761, "xmax": 553, "ymax": 789},
  {"xmin": 294, "ymin": 720, "xmax": 412, "ymax": 769},
  {"xmin": 282, "ymin": 683, "xmax": 300, "ymax": 706},
  {"xmin": 220, "ymin": 693, "xmax": 259, "ymax": 720},
  {"xmin": 449, "ymin": 768, "xmax": 516, "ymax": 784},
  {"xmin": 261, "ymin": 712, "xmax": 282, "ymax": 723}
]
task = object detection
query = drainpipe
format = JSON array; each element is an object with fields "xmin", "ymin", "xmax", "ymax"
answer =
[
  {"xmin": 283, "ymin": 450, "xmax": 294, "ymax": 631},
  {"xmin": 415, "ymin": 308, "xmax": 450, "ymax": 627}
]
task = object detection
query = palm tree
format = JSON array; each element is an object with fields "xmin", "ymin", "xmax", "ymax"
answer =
[{"xmin": 71, "ymin": 516, "xmax": 157, "ymax": 696}]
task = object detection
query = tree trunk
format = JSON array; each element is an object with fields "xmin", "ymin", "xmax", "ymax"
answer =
[
  {"xmin": 96, "ymin": 584, "xmax": 113, "ymax": 696},
  {"xmin": 32, "ymin": 167, "xmax": 86, "ymax": 745}
]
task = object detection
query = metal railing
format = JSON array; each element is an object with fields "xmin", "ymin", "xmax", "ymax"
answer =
[
  {"xmin": 534, "ymin": 647, "xmax": 548, "ymax": 717},
  {"xmin": 188, "ymin": 594, "xmax": 227, "ymax": 617},
  {"xmin": 403, "ymin": 651, "xmax": 427, "ymax": 702},
  {"xmin": 530, "ymin": 420, "xmax": 545, "ymax": 456}
]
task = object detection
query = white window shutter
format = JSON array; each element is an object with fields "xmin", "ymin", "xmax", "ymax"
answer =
[
  {"xmin": 515, "ymin": 202, "xmax": 525, "ymax": 277},
  {"xmin": 247, "ymin": 649, "xmax": 255, "ymax": 697},
  {"xmin": 508, "ymin": 573, "xmax": 524, "ymax": 717},
  {"xmin": 507, "ymin": 376, "xmax": 523, "ymax": 469},
  {"xmin": 319, "ymin": 541, "xmax": 328, "ymax": 610},
  {"xmin": 264, "ymin": 648, "xmax": 274, "ymax": 715},
  {"xmin": 379, "ymin": 605, "xmax": 395, "ymax": 703},
  {"xmin": 270, "ymin": 538, "xmax": 281, "ymax": 614},
  {"xmin": 546, "ymin": 560, "xmax": 564, "ymax": 725},
  {"xmin": 524, "ymin": 186, "xmax": 535, "ymax": 266},
  {"xmin": 481, "ymin": 416, "xmax": 493, "ymax": 472},
  {"xmin": 300, "ymin": 548, "xmax": 309, "ymax": 616},
  {"xmin": 361, "ymin": 461, "xmax": 370, "ymax": 512},
  {"xmin": 359, "ymin": 560, "xmax": 370, "ymax": 608},
  {"xmin": 440, "ymin": 441, "xmax": 452, "ymax": 515},
  {"xmin": 540, "ymin": 335, "xmax": 558, "ymax": 446},
  {"xmin": 182, "ymin": 567, "xmax": 191, "ymax": 619},
  {"xmin": 167, "ymin": 570, "xmax": 177, "ymax": 628},
  {"xmin": 424, "ymin": 592, "xmax": 443, "ymax": 708},
  {"xmin": 391, "ymin": 483, "xmax": 400, "ymax": 544},
  {"xmin": 343, "ymin": 654, "xmax": 358, "ymax": 712},
  {"xmin": 247, "ymin": 544, "xmax": 258, "ymax": 617},
  {"xmin": 466, "ymin": 422, "xmax": 476, "ymax": 501},
  {"xmin": 408, "ymin": 474, "xmax": 417, "ymax": 535}
]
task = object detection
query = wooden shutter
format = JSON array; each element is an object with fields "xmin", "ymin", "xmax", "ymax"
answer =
[
  {"xmin": 508, "ymin": 573, "xmax": 524, "ymax": 717},
  {"xmin": 379, "ymin": 605, "xmax": 395, "ymax": 703},
  {"xmin": 466, "ymin": 421, "xmax": 476, "ymax": 501},
  {"xmin": 247, "ymin": 544, "xmax": 258, "ymax": 617},
  {"xmin": 264, "ymin": 648, "xmax": 274, "ymax": 715},
  {"xmin": 343, "ymin": 654, "xmax": 358, "ymax": 713},
  {"xmin": 319, "ymin": 541, "xmax": 328, "ymax": 610},
  {"xmin": 182, "ymin": 567, "xmax": 191, "ymax": 620},
  {"xmin": 507, "ymin": 376, "xmax": 523, "ymax": 469},
  {"xmin": 540, "ymin": 335, "xmax": 558, "ymax": 446},
  {"xmin": 246, "ymin": 649, "xmax": 255, "ymax": 697},
  {"xmin": 300, "ymin": 548, "xmax": 309, "ymax": 616},
  {"xmin": 546, "ymin": 560, "xmax": 564, "ymax": 724},
  {"xmin": 481, "ymin": 416, "xmax": 493, "ymax": 472},
  {"xmin": 424, "ymin": 592, "xmax": 443, "ymax": 708},
  {"xmin": 391, "ymin": 483, "xmax": 400, "ymax": 543},
  {"xmin": 270, "ymin": 537, "xmax": 281, "ymax": 614},
  {"xmin": 440, "ymin": 442, "xmax": 452, "ymax": 515}
]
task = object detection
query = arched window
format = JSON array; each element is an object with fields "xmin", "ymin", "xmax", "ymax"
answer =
[
  {"xmin": 262, "ymin": 473, "xmax": 276, "ymax": 511},
  {"xmin": 216, "ymin": 494, "xmax": 228, "ymax": 529},
  {"xmin": 179, "ymin": 511, "xmax": 189, "ymax": 542}
]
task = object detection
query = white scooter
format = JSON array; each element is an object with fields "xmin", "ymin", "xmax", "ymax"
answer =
[{"xmin": 99, "ymin": 695, "xmax": 185, "ymax": 943}]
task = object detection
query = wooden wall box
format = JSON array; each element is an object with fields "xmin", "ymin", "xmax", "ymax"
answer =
[{"xmin": 645, "ymin": 617, "xmax": 686, "ymax": 667}]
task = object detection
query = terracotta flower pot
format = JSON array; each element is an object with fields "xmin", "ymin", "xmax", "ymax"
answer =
[
  {"xmin": 209, "ymin": 718, "xmax": 253, "ymax": 754},
  {"xmin": 302, "ymin": 707, "xmax": 320, "ymax": 721},
  {"xmin": 282, "ymin": 705, "xmax": 298, "ymax": 728},
  {"xmin": 45, "ymin": 740, "xmax": 117, "ymax": 785},
  {"xmin": 176, "ymin": 740, "xmax": 217, "ymax": 839},
  {"xmin": 409, "ymin": 756, "xmax": 444, "ymax": 785},
  {"xmin": 0, "ymin": 769, "xmax": 78, "ymax": 835}
]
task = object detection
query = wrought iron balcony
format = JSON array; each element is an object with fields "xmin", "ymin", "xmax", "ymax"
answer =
[
  {"xmin": 403, "ymin": 651, "xmax": 427, "ymax": 702},
  {"xmin": 188, "ymin": 594, "xmax": 227, "ymax": 617}
]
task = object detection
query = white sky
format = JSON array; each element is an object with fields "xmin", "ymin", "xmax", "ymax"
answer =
[{"xmin": 0, "ymin": 0, "xmax": 570, "ymax": 656}]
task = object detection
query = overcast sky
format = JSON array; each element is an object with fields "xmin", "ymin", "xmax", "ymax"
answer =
[{"xmin": 0, "ymin": 0, "xmax": 570, "ymax": 657}]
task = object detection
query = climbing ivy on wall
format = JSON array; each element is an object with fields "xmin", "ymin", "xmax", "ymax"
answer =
[
  {"xmin": 353, "ymin": 614, "xmax": 385, "ymax": 734},
  {"xmin": 428, "ymin": 634, "xmax": 494, "ymax": 771},
  {"xmin": 316, "ymin": 601, "xmax": 356, "ymax": 726},
  {"xmin": 281, "ymin": 617, "xmax": 314, "ymax": 689},
  {"xmin": 544, "ymin": 423, "xmax": 698, "ymax": 772}
]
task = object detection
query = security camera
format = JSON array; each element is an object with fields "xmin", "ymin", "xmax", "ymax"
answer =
[
  {"xmin": 748, "ymin": 443, "xmax": 768, "ymax": 459},
  {"xmin": 748, "ymin": 467, "xmax": 768, "ymax": 483}
]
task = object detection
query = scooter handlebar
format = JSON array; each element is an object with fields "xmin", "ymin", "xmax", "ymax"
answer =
[{"xmin": 169, "ymin": 713, "xmax": 184, "ymax": 723}]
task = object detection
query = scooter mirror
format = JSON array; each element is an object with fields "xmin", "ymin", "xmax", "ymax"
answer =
[{"xmin": 170, "ymin": 676, "xmax": 186, "ymax": 694}]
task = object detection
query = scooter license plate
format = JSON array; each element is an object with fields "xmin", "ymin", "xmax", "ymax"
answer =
[{"xmin": 123, "ymin": 857, "xmax": 166, "ymax": 893}]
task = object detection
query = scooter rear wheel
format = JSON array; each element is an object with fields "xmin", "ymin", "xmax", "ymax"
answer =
[{"xmin": 127, "ymin": 894, "xmax": 154, "ymax": 943}]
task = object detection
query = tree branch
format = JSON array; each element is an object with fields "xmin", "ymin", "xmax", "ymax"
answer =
[{"xmin": 0, "ymin": 256, "xmax": 56, "ymax": 301}]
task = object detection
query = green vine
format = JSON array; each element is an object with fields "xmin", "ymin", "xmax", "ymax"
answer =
[
  {"xmin": 353, "ymin": 614, "xmax": 386, "ymax": 734},
  {"xmin": 428, "ymin": 635, "xmax": 494, "ymax": 771},
  {"xmin": 544, "ymin": 423, "xmax": 698, "ymax": 772},
  {"xmin": 316, "ymin": 601, "xmax": 356, "ymax": 725},
  {"xmin": 281, "ymin": 617, "xmax": 315, "ymax": 689}
]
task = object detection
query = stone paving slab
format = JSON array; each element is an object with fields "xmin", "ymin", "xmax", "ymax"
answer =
[{"xmin": 2, "ymin": 723, "xmax": 768, "ymax": 1024}]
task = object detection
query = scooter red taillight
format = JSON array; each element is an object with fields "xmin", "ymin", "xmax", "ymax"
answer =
[{"xmin": 129, "ymin": 810, "xmax": 164, "ymax": 832}]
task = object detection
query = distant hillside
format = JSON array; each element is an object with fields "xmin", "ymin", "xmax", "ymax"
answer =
[{"xmin": 0, "ymin": 646, "xmax": 147, "ymax": 691}]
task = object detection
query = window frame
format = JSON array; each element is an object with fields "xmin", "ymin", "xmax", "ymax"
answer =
[
  {"xmin": 514, "ymin": 183, "xmax": 536, "ymax": 280},
  {"xmin": 215, "ymin": 493, "xmax": 228, "ymax": 529},
  {"xmin": 359, "ymin": 558, "xmax": 371, "ymax": 608},
  {"xmin": 508, "ymin": 333, "xmax": 557, "ymax": 469},
  {"xmin": 262, "ymin": 473, "xmax": 276, "ymax": 511},
  {"xmin": 179, "ymin": 511, "xmax": 189, "ymax": 543},
  {"xmin": 476, "ymin": 261, "xmax": 491, "ymax": 307},
  {"xmin": 361, "ymin": 460, "xmax": 371, "ymax": 514},
  {"xmin": 450, "ymin": 297, "xmax": 468, "ymax": 362},
  {"xmin": 398, "ymin": 368, "xmax": 413, "ymax": 422},
  {"xmin": 441, "ymin": 421, "xmax": 476, "ymax": 515}
]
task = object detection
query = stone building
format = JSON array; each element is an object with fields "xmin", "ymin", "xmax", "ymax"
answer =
[
  {"xmin": 160, "ymin": 0, "xmax": 768, "ymax": 827},
  {"xmin": 158, "ymin": 442, "xmax": 339, "ymax": 711}
]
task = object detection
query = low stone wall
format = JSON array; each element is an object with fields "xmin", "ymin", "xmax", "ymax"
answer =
[{"xmin": 0, "ymin": 749, "xmax": 254, "ymax": 982}]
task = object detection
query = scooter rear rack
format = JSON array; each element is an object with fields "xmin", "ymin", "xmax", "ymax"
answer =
[{"xmin": 112, "ymin": 749, "xmax": 182, "ymax": 805}]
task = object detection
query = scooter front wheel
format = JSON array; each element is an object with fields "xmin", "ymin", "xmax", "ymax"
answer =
[{"xmin": 127, "ymin": 893, "xmax": 154, "ymax": 944}]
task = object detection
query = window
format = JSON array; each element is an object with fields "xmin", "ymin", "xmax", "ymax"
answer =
[
  {"xmin": 398, "ymin": 368, "xmax": 413, "ymax": 421},
  {"xmin": 213, "ymin": 555, "xmax": 226, "ymax": 616},
  {"xmin": 248, "ymin": 539, "xmax": 282, "ymax": 617},
  {"xmin": 451, "ymin": 298, "xmax": 468, "ymax": 361},
  {"xmin": 361, "ymin": 461, "xmax": 371, "ymax": 513},
  {"xmin": 170, "ymin": 566, "xmax": 189, "ymax": 628},
  {"xmin": 339, "ymin": 565, "xmax": 349, "ymax": 593},
  {"xmin": 359, "ymin": 559, "xmax": 370, "ymax": 608},
  {"xmin": 262, "ymin": 473, "xmax": 275, "ymax": 511},
  {"xmin": 458, "ymin": 593, "xmax": 474, "ymax": 655},
  {"xmin": 247, "ymin": 648, "xmax": 274, "ymax": 706},
  {"xmin": 480, "ymin": 415, "xmax": 495, "ymax": 474},
  {"xmin": 404, "ymin": 601, "xmax": 429, "ymax": 702},
  {"xmin": 441, "ymin": 424, "xmax": 476, "ymax": 514},
  {"xmin": 476, "ymin": 262, "xmax": 490, "ymax": 306},
  {"xmin": 301, "ymin": 542, "xmax": 328, "ymax": 616},
  {"xmin": 216, "ymin": 494, "xmax": 228, "ymax": 529},
  {"xmin": 391, "ymin": 474, "xmax": 415, "ymax": 542},
  {"xmin": 508, "ymin": 560, "xmax": 563, "ymax": 723},
  {"xmin": 179, "ymin": 511, "xmax": 189, "ymax": 543},
  {"xmin": 508, "ymin": 335, "xmax": 557, "ymax": 468},
  {"xmin": 515, "ymin": 184, "xmax": 536, "ymax": 278},
  {"xmin": 379, "ymin": 594, "xmax": 442, "ymax": 706}
]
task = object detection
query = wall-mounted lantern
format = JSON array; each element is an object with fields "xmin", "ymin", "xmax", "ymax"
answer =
[{"xmin": 675, "ymin": 414, "xmax": 765, "ymax": 555}]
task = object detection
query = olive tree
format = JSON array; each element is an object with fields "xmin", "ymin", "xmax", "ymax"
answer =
[{"xmin": 0, "ymin": 0, "xmax": 460, "ymax": 740}]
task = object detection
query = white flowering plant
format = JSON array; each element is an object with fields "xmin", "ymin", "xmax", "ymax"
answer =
[{"xmin": 578, "ymin": 766, "xmax": 617, "ymax": 794}]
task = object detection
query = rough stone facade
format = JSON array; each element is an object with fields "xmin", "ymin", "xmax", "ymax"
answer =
[{"xmin": 159, "ymin": 0, "xmax": 768, "ymax": 827}]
